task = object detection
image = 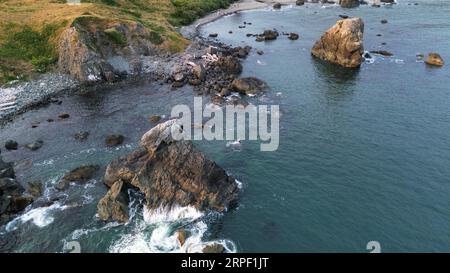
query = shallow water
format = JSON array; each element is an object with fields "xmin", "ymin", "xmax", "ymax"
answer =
[{"xmin": 1, "ymin": 0, "xmax": 450, "ymax": 252}]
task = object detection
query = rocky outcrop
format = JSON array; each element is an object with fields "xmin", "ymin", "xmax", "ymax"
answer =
[
  {"xmin": 1, "ymin": 156, "xmax": 33, "ymax": 225},
  {"xmin": 58, "ymin": 16, "xmax": 162, "ymax": 83},
  {"xmin": 100, "ymin": 120, "xmax": 239, "ymax": 221},
  {"xmin": 231, "ymin": 77, "xmax": 268, "ymax": 95},
  {"xmin": 311, "ymin": 18, "xmax": 365, "ymax": 68},
  {"xmin": 340, "ymin": 0, "xmax": 360, "ymax": 8},
  {"xmin": 425, "ymin": 53, "xmax": 444, "ymax": 67},
  {"xmin": 55, "ymin": 165, "xmax": 99, "ymax": 191},
  {"xmin": 97, "ymin": 180, "xmax": 129, "ymax": 223}
]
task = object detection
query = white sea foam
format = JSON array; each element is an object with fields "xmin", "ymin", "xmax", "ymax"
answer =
[
  {"xmin": 108, "ymin": 205, "xmax": 236, "ymax": 253},
  {"xmin": 5, "ymin": 202, "xmax": 68, "ymax": 231}
]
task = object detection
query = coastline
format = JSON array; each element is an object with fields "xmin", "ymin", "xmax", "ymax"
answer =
[{"xmin": 0, "ymin": 0, "xmax": 301, "ymax": 125}]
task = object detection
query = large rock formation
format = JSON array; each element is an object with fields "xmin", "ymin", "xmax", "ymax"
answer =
[
  {"xmin": 311, "ymin": 18, "xmax": 365, "ymax": 68},
  {"xmin": 58, "ymin": 16, "xmax": 162, "ymax": 83},
  {"xmin": 97, "ymin": 180, "xmax": 129, "ymax": 223},
  {"xmin": 425, "ymin": 53, "xmax": 444, "ymax": 67},
  {"xmin": 98, "ymin": 120, "xmax": 239, "ymax": 222}
]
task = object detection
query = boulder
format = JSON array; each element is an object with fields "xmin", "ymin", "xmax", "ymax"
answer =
[
  {"xmin": 97, "ymin": 180, "xmax": 129, "ymax": 223},
  {"xmin": 339, "ymin": 0, "xmax": 360, "ymax": 8},
  {"xmin": 62, "ymin": 165, "xmax": 99, "ymax": 182},
  {"xmin": 0, "ymin": 177, "xmax": 33, "ymax": 225},
  {"xmin": 4, "ymin": 140, "xmax": 18, "ymax": 151},
  {"xmin": 58, "ymin": 113, "xmax": 70, "ymax": 119},
  {"xmin": 0, "ymin": 156, "xmax": 15, "ymax": 179},
  {"xmin": 425, "ymin": 53, "xmax": 444, "ymax": 67},
  {"xmin": 103, "ymin": 120, "xmax": 239, "ymax": 212},
  {"xmin": 175, "ymin": 230, "xmax": 189, "ymax": 246},
  {"xmin": 149, "ymin": 115, "xmax": 162, "ymax": 123},
  {"xmin": 273, "ymin": 3, "xmax": 282, "ymax": 9},
  {"xmin": 193, "ymin": 64, "xmax": 206, "ymax": 81},
  {"xmin": 370, "ymin": 50, "xmax": 393, "ymax": 57},
  {"xmin": 311, "ymin": 18, "xmax": 365, "ymax": 68},
  {"xmin": 231, "ymin": 77, "xmax": 268, "ymax": 95},
  {"xmin": 202, "ymin": 243, "xmax": 225, "ymax": 253},
  {"xmin": 258, "ymin": 30, "xmax": 279, "ymax": 41},
  {"xmin": 288, "ymin": 33, "xmax": 300, "ymax": 40},
  {"xmin": 27, "ymin": 181, "xmax": 43, "ymax": 198},
  {"xmin": 216, "ymin": 56, "xmax": 242, "ymax": 75},
  {"xmin": 106, "ymin": 134, "xmax": 124, "ymax": 146},
  {"xmin": 25, "ymin": 140, "xmax": 44, "ymax": 151},
  {"xmin": 296, "ymin": 0, "xmax": 305, "ymax": 5}
]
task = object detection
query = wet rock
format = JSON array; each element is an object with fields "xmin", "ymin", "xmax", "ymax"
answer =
[
  {"xmin": 176, "ymin": 230, "xmax": 189, "ymax": 246},
  {"xmin": 97, "ymin": 180, "xmax": 129, "ymax": 223},
  {"xmin": 273, "ymin": 3, "xmax": 282, "ymax": 9},
  {"xmin": 5, "ymin": 140, "xmax": 18, "ymax": 151},
  {"xmin": 212, "ymin": 95, "xmax": 225, "ymax": 105},
  {"xmin": 381, "ymin": 19, "xmax": 388, "ymax": 24},
  {"xmin": 58, "ymin": 113, "xmax": 70, "ymax": 119},
  {"xmin": 311, "ymin": 18, "xmax": 364, "ymax": 68},
  {"xmin": 258, "ymin": 30, "xmax": 279, "ymax": 41},
  {"xmin": 231, "ymin": 77, "xmax": 268, "ymax": 96},
  {"xmin": 296, "ymin": 0, "xmax": 305, "ymax": 5},
  {"xmin": 0, "ymin": 177, "xmax": 33, "ymax": 225},
  {"xmin": 27, "ymin": 181, "xmax": 43, "ymax": 198},
  {"xmin": 149, "ymin": 115, "xmax": 162, "ymax": 123},
  {"xmin": 339, "ymin": 15, "xmax": 350, "ymax": 19},
  {"xmin": 339, "ymin": 0, "xmax": 360, "ymax": 8},
  {"xmin": 25, "ymin": 140, "xmax": 43, "ymax": 151},
  {"xmin": 189, "ymin": 79, "xmax": 202, "ymax": 86},
  {"xmin": 370, "ymin": 50, "xmax": 393, "ymax": 57},
  {"xmin": 288, "ymin": 33, "xmax": 299, "ymax": 40},
  {"xmin": 105, "ymin": 134, "xmax": 124, "ymax": 146},
  {"xmin": 74, "ymin": 131, "xmax": 89, "ymax": 141},
  {"xmin": 220, "ymin": 88, "xmax": 231, "ymax": 97},
  {"xmin": 55, "ymin": 180, "xmax": 70, "ymax": 191},
  {"xmin": 202, "ymin": 243, "xmax": 225, "ymax": 253},
  {"xmin": 209, "ymin": 33, "xmax": 219, "ymax": 38},
  {"xmin": 103, "ymin": 120, "xmax": 239, "ymax": 212},
  {"xmin": 257, "ymin": 50, "xmax": 264, "ymax": 55},
  {"xmin": 216, "ymin": 56, "xmax": 242, "ymax": 75},
  {"xmin": 0, "ymin": 157, "xmax": 15, "ymax": 179},
  {"xmin": 172, "ymin": 81, "xmax": 185, "ymax": 88},
  {"xmin": 425, "ymin": 53, "xmax": 444, "ymax": 67},
  {"xmin": 62, "ymin": 165, "xmax": 100, "ymax": 182}
]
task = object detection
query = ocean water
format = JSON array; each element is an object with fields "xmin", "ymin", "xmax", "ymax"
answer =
[{"xmin": 1, "ymin": 0, "xmax": 450, "ymax": 252}]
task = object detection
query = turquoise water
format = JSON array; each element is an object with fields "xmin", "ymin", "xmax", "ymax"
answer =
[{"xmin": 1, "ymin": 0, "xmax": 450, "ymax": 252}]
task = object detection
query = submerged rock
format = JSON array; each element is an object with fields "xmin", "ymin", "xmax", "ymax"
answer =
[
  {"xmin": 311, "ymin": 18, "xmax": 365, "ymax": 68},
  {"xmin": 370, "ymin": 50, "xmax": 394, "ymax": 57},
  {"xmin": 425, "ymin": 53, "xmax": 444, "ymax": 67},
  {"xmin": 102, "ymin": 120, "xmax": 239, "ymax": 214},
  {"xmin": 231, "ymin": 77, "xmax": 268, "ymax": 95},
  {"xmin": 25, "ymin": 140, "xmax": 43, "ymax": 151},
  {"xmin": 74, "ymin": 131, "xmax": 89, "ymax": 141},
  {"xmin": 97, "ymin": 180, "xmax": 129, "ymax": 223},
  {"xmin": 288, "ymin": 33, "xmax": 300, "ymax": 40}
]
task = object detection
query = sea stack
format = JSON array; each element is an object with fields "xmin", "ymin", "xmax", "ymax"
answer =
[
  {"xmin": 98, "ymin": 120, "xmax": 239, "ymax": 222},
  {"xmin": 311, "ymin": 18, "xmax": 365, "ymax": 68}
]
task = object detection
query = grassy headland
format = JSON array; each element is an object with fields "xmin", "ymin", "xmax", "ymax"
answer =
[{"xmin": 0, "ymin": 0, "xmax": 235, "ymax": 84}]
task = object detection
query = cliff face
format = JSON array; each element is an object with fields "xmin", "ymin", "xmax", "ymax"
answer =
[
  {"xmin": 98, "ymin": 120, "xmax": 239, "ymax": 222},
  {"xmin": 58, "ymin": 16, "xmax": 163, "ymax": 83}
]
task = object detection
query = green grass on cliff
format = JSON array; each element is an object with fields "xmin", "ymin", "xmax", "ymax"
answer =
[
  {"xmin": 168, "ymin": 0, "xmax": 234, "ymax": 26},
  {"xmin": 0, "ymin": 0, "xmax": 234, "ymax": 84}
]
